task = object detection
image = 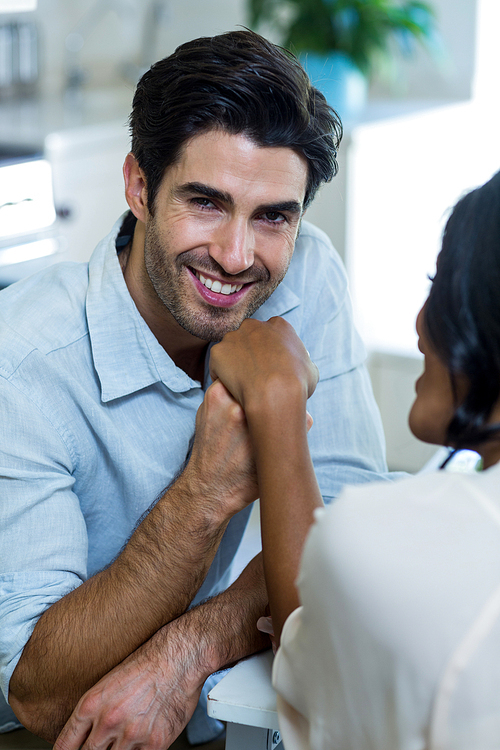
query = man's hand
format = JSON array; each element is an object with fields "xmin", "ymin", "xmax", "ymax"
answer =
[
  {"xmin": 209, "ymin": 316, "xmax": 319, "ymax": 413},
  {"xmin": 183, "ymin": 378, "xmax": 259, "ymax": 519},
  {"xmin": 54, "ymin": 620, "xmax": 209, "ymax": 750}
]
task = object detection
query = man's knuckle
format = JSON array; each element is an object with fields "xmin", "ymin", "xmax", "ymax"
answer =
[
  {"xmin": 228, "ymin": 400, "xmax": 245, "ymax": 423},
  {"xmin": 148, "ymin": 727, "xmax": 171, "ymax": 750},
  {"xmin": 205, "ymin": 380, "xmax": 224, "ymax": 405},
  {"xmin": 103, "ymin": 706, "xmax": 126, "ymax": 730},
  {"xmin": 122, "ymin": 724, "xmax": 141, "ymax": 744},
  {"xmin": 78, "ymin": 692, "xmax": 100, "ymax": 717}
]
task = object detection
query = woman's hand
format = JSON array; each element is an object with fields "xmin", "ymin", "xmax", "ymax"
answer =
[{"xmin": 209, "ymin": 317, "xmax": 319, "ymax": 413}]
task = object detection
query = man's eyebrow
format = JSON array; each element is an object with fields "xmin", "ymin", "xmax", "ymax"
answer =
[
  {"xmin": 175, "ymin": 182, "xmax": 303, "ymax": 216},
  {"xmin": 175, "ymin": 182, "xmax": 234, "ymax": 207},
  {"xmin": 256, "ymin": 200, "xmax": 303, "ymax": 216}
]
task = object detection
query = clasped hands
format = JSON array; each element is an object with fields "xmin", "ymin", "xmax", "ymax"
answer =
[
  {"xmin": 210, "ymin": 315, "xmax": 319, "ymax": 415},
  {"xmin": 186, "ymin": 316, "xmax": 318, "ymax": 520}
]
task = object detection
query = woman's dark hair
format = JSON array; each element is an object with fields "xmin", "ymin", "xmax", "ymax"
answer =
[
  {"xmin": 129, "ymin": 29, "xmax": 342, "ymax": 214},
  {"xmin": 424, "ymin": 169, "xmax": 500, "ymax": 449}
]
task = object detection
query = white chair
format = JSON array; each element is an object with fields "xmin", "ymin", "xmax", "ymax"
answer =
[{"xmin": 207, "ymin": 650, "xmax": 283, "ymax": 750}]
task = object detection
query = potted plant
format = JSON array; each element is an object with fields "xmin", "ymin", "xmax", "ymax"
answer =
[{"xmin": 248, "ymin": 0, "xmax": 437, "ymax": 119}]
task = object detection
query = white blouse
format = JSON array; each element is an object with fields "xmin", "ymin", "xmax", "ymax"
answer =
[{"xmin": 272, "ymin": 464, "xmax": 500, "ymax": 749}]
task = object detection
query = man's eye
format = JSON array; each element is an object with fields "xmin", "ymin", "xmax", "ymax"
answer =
[
  {"xmin": 263, "ymin": 211, "xmax": 285, "ymax": 223},
  {"xmin": 193, "ymin": 197, "xmax": 214, "ymax": 208}
]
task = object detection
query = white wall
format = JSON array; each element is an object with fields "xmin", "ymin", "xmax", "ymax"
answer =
[
  {"xmin": 32, "ymin": 0, "xmax": 246, "ymax": 96},
  {"xmin": 345, "ymin": 0, "xmax": 500, "ymax": 471}
]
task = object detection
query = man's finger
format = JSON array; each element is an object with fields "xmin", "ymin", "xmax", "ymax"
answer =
[{"xmin": 54, "ymin": 715, "xmax": 93, "ymax": 750}]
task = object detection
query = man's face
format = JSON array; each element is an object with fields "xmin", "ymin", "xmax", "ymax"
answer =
[{"xmin": 142, "ymin": 129, "xmax": 308, "ymax": 342}]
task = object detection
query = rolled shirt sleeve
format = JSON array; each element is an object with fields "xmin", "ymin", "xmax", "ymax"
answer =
[{"xmin": 0, "ymin": 377, "xmax": 88, "ymax": 703}]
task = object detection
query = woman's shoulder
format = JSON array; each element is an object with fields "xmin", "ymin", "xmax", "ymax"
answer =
[
  {"xmin": 301, "ymin": 464, "xmax": 500, "ymax": 607},
  {"xmin": 319, "ymin": 463, "xmax": 499, "ymax": 529}
]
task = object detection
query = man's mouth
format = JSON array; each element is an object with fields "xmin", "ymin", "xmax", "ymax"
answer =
[{"xmin": 194, "ymin": 270, "xmax": 245, "ymax": 296}]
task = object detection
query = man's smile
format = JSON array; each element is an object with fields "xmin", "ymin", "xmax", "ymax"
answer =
[
  {"xmin": 194, "ymin": 269, "xmax": 244, "ymax": 295},
  {"xmin": 188, "ymin": 267, "xmax": 253, "ymax": 308}
]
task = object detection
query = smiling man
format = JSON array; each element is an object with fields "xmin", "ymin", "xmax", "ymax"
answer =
[{"xmin": 0, "ymin": 30, "xmax": 393, "ymax": 750}]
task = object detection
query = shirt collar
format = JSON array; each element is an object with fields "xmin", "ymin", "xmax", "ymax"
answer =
[
  {"xmin": 86, "ymin": 215, "xmax": 198, "ymax": 402},
  {"xmin": 86, "ymin": 214, "xmax": 301, "ymax": 402}
]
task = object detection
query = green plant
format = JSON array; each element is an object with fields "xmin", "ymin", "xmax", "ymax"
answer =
[{"xmin": 248, "ymin": 0, "xmax": 436, "ymax": 76}]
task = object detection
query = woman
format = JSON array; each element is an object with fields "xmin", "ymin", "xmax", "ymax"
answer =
[{"xmin": 209, "ymin": 170, "xmax": 500, "ymax": 749}]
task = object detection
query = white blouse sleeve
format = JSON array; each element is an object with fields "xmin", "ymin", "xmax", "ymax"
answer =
[{"xmin": 272, "ymin": 607, "xmax": 311, "ymax": 750}]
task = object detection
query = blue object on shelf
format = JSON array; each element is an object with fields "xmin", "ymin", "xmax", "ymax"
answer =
[{"xmin": 300, "ymin": 51, "xmax": 368, "ymax": 122}]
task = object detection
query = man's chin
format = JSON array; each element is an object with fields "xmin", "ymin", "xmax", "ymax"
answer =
[
  {"xmin": 176, "ymin": 312, "xmax": 245, "ymax": 343},
  {"xmin": 168, "ymin": 281, "xmax": 281, "ymax": 342},
  {"xmin": 175, "ymin": 294, "xmax": 273, "ymax": 342}
]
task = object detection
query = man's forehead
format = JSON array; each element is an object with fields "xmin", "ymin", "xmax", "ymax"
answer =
[{"xmin": 167, "ymin": 129, "xmax": 308, "ymax": 204}]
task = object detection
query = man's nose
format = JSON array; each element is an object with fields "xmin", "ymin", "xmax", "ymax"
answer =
[{"xmin": 209, "ymin": 220, "xmax": 255, "ymax": 275}]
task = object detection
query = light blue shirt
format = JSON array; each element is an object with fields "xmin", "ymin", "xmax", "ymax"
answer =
[{"xmin": 0, "ymin": 215, "xmax": 393, "ymax": 736}]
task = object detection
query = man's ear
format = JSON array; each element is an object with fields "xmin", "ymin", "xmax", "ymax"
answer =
[{"xmin": 123, "ymin": 153, "xmax": 148, "ymax": 222}]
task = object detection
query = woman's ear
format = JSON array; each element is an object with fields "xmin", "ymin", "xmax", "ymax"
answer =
[{"xmin": 123, "ymin": 153, "xmax": 148, "ymax": 222}]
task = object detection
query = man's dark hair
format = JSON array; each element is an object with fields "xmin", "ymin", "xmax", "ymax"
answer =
[
  {"xmin": 424, "ymin": 169, "xmax": 500, "ymax": 450},
  {"xmin": 129, "ymin": 29, "xmax": 342, "ymax": 214}
]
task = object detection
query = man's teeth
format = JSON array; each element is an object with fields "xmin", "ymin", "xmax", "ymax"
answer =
[{"xmin": 197, "ymin": 272, "xmax": 244, "ymax": 295}]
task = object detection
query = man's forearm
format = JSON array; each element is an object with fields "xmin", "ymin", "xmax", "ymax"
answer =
[
  {"xmin": 136, "ymin": 552, "xmax": 269, "ymax": 685},
  {"xmin": 46, "ymin": 554, "xmax": 269, "ymax": 747},
  {"xmin": 137, "ymin": 553, "xmax": 269, "ymax": 692},
  {"xmin": 184, "ymin": 552, "xmax": 269, "ymax": 673},
  {"xmin": 9, "ymin": 474, "xmax": 230, "ymax": 734}
]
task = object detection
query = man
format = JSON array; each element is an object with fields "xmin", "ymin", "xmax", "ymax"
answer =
[{"xmin": 0, "ymin": 30, "xmax": 391, "ymax": 749}]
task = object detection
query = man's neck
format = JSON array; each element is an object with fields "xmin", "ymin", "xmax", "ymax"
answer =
[{"xmin": 119, "ymin": 219, "xmax": 208, "ymax": 384}]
